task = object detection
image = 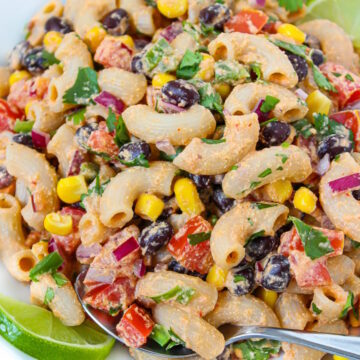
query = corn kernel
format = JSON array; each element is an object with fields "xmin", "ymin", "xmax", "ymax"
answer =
[
  {"xmin": 44, "ymin": 213, "xmax": 73, "ymax": 236},
  {"xmin": 43, "ymin": 31, "xmax": 63, "ymax": 52},
  {"xmin": 174, "ymin": 178, "xmax": 204, "ymax": 216},
  {"xmin": 262, "ymin": 180, "xmax": 293, "ymax": 204},
  {"xmin": 293, "ymin": 187, "xmax": 317, "ymax": 214},
  {"xmin": 206, "ymin": 265, "xmax": 228, "ymax": 290},
  {"xmin": 117, "ymin": 35, "xmax": 135, "ymax": 49},
  {"xmin": 256, "ymin": 287, "xmax": 278, "ymax": 309},
  {"xmin": 157, "ymin": 0, "xmax": 188, "ymax": 18},
  {"xmin": 24, "ymin": 101, "xmax": 34, "ymax": 118},
  {"xmin": 57, "ymin": 175, "xmax": 88, "ymax": 204},
  {"xmin": 31, "ymin": 241, "xmax": 49, "ymax": 260},
  {"xmin": 84, "ymin": 25, "xmax": 107, "ymax": 52},
  {"xmin": 152, "ymin": 73, "xmax": 176, "ymax": 88},
  {"xmin": 195, "ymin": 53, "xmax": 215, "ymax": 82},
  {"xmin": 349, "ymin": 310, "xmax": 360, "ymax": 327},
  {"xmin": 135, "ymin": 193, "xmax": 165, "ymax": 221},
  {"xmin": 9, "ymin": 70, "xmax": 31, "ymax": 87},
  {"xmin": 306, "ymin": 90, "xmax": 332, "ymax": 122},
  {"xmin": 333, "ymin": 356, "xmax": 349, "ymax": 360},
  {"xmin": 214, "ymin": 83, "xmax": 231, "ymax": 99},
  {"xmin": 277, "ymin": 23, "xmax": 306, "ymax": 44}
]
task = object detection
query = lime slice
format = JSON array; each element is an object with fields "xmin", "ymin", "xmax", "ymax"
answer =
[
  {"xmin": 0, "ymin": 293, "xmax": 115, "ymax": 360},
  {"xmin": 300, "ymin": 0, "xmax": 360, "ymax": 48}
]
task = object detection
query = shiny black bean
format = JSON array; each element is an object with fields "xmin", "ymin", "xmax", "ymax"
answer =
[
  {"xmin": 275, "ymin": 222, "xmax": 293, "ymax": 241},
  {"xmin": 13, "ymin": 133, "xmax": 33, "ymax": 148},
  {"xmin": 9, "ymin": 41, "xmax": 30, "ymax": 69},
  {"xmin": 188, "ymin": 174, "xmax": 212, "ymax": 189},
  {"xmin": 229, "ymin": 266, "xmax": 255, "ymax": 296},
  {"xmin": 261, "ymin": 254, "xmax": 291, "ymax": 292},
  {"xmin": 167, "ymin": 260, "xmax": 206, "ymax": 280},
  {"xmin": 304, "ymin": 34, "xmax": 321, "ymax": 50},
  {"xmin": 317, "ymin": 134, "xmax": 353, "ymax": 161},
  {"xmin": 0, "ymin": 166, "xmax": 14, "ymax": 189},
  {"xmin": 23, "ymin": 47, "xmax": 46, "ymax": 73},
  {"xmin": 101, "ymin": 9, "xmax": 129, "ymax": 36},
  {"xmin": 285, "ymin": 51, "xmax": 308, "ymax": 82},
  {"xmin": 352, "ymin": 190, "xmax": 360, "ymax": 200},
  {"xmin": 161, "ymin": 80, "xmax": 200, "ymax": 109},
  {"xmin": 139, "ymin": 221, "xmax": 173, "ymax": 255},
  {"xmin": 44, "ymin": 16, "xmax": 72, "ymax": 34},
  {"xmin": 118, "ymin": 141, "xmax": 151, "ymax": 162},
  {"xmin": 199, "ymin": 4, "xmax": 231, "ymax": 31},
  {"xmin": 310, "ymin": 49, "xmax": 325, "ymax": 66},
  {"xmin": 246, "ymin": 236, "xmax": 277, "ymax": 261},
  {"xmin": 212, "ymin": 187, "xmax": 235, "ymax": 213},
  {"xmin": 75, "ymin": 123, "xmax": 98, "ymax": 150},
  {"xmin": 131, "ymin": 54, "xmax": 144, "ymax": 74},
  {"xmin": 260, "ymin": 121, "xmax": 291, "ymax": 147}
]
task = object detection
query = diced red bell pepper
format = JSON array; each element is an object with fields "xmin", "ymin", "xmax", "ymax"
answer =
[
  {"xmin": 225, "ymin": 9, "xmax": 269, "ymax": 34},
  {"xmin": 320, "ymin": 63, "xmax": 360, "ymax": 108},
  {"xmin": 167, "ymin": 216, "xmax": 213, "ymax": 274},
  {"xmin": 0, "ymin": 99, "xmax": 24, "ymax": 132},
  {"xmin": 330, "ymin": 110, "xmax": 360, "ymax": 151},
  {"xmin": 116, "ymin": 304, "xmax": 154, "ymax": 348}
]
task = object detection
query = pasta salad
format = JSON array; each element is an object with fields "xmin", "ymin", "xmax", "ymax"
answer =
[{"xmin": 0, "ymin": 0, "xmax": 360, "ymax": 359}]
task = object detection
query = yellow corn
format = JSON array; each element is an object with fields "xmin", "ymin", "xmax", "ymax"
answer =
[
  {"xmin": 24, "ymin": 101, "xmax": 34, "ymax": 118},
  {"xmin": 31, "ymin": 241, "xmax": 49, "ymax": 260},
  {"xmin": 306, "ymin": 90, "xmax": 332, "ymax": 122},
  {"xmin": 277, "ymin": 23, "xmax": 306, "ymax": 44},
  {"xmin": 57, "ymin": 175, "xmax": 88, "ymax": 204},
  {"xmin": 84, "ymin": 25, "xmax": 107, "ymax": 52},
  {"xmin": 174, "ymin": 178, "xmax": 204, "ymax": 216},
  {"xmin": 333, "ymin": 356, "xmax": 349, "ymax": 360},
  {"xmin": 349, "ymin": 310, "xmax": 360, "ymax": 327},
  {"xmin": 256, "ymin": 287, "xmax": 278, "ymax": 309},
  {"xmin": 135, "ymin": 193, "xmax": 165, "ymax": 221},
  {"xmin": 44, "ymin": 213, "xmax": 73, "ymax": 236},
  {"xmin": 9, "ymin": 70, "xmax": 31, "ymax": 87},
  {"xmin": 206, "ymin": 265, "xmax": 228, "ymax": 290},
  {"xmin": 262, "ymin": 180, "xmax": 293, "ymax": 204},
  {"xmin": 157, "ymin": 0, "xmax": 188, "ymax": 18},
  {"xmin": 43, "ymin": 31, "xmax": 63, "ymax": 52},
  {"xmin": 117, "ymin": 35, "xmax": 135, "ymax": 49},
  {"xmin": 214, "ymin": 83, "xmax": 231, "ymax": 99},
  {"xmin": 195, "ymin": 53, "xmax": 215, "ymax": 82},
  {"xmin": 293, "ymin": 186, "xmax": 317, "ymax": 214},
  {"xmin": 152, "ymin": 73, "xmax": 176, "ymax": 88}
]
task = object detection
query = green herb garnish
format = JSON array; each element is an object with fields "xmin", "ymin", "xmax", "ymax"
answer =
[
  {"xmin": 201, "ymin": 138, "xmax": 226, "ymax": 144},
  {"xmin": 14, "ymin": 120, "xmax": 34, "ymax": 133},
  {"xmin": 234, "ymin": 339, "xmax": 281, "ymax": 360},
  {"xmin": 120, "ymin": 153, "xmax": 149, "ymax": 168},
  {"xmin": 106, "ymin": 109, "xmax": 130, "ymax": 147},
  {"xmin": 253, "ymin": 203, "xmax": 277, "ymax": 210},
  {"xmin": 42, "ymin": 50, "xmax": 60, "ymax": 67},
  {"xmin": 245, "ymin": 230, "xmax": 265, "ymax": 246},
  {"xmin": 67, "ymin": 107, "xmax": 86, "ymax": 125},
  {"xmin": 260, "ymin": 96, "xmax": 280, "ymax": 113},
  {"xmin": 176, "ymin": 50, "xmax": 202, "ymax": 80},
  {"xmin": 29, "ymin": 252, "xmax": 64, "ymax": 282},
  {"xmin": 312, "ymin": 64, "xmax": 337, "ymax": 93},
  {"xmin": 312, "ymin": 303, "xmax": 322, "ymax": 315},
  {"xmin": 44, "ymin": 287, "xmax": 55, "ymax": 306},
  {"xmin": 258, "ymin": 168, "xmax": 272, "ymax": 178},
  {"xmin": 188, "ymin": 232, "xmax": 211, "ymax": 245},
  {"xmin": 277, "ymin": 0, "xmax": 303, "ymax": 13}
]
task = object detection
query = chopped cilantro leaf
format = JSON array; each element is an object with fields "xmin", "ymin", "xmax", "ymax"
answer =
[
  {"xmin": 176, "ymin": 50, "xmax": 202, "ymax": 80},
  {"xmin": 253, "ymin": 203, "xmax": 277, "ymax": 210},
  {"xmin": 67, "ymin": 107, "xmax": 86, "ymax": 125},
  {"xmin": 260, "ymin": 96, "xmax": 280, "ymax": 113},
  {"xmin": 312, "ymin": 64, "xmax": 337, "ymax": 93},
  {"xmin": 245, "ymin": 230, "xmax": 265, "ymax": 246},
  {"xmin": 312, "ymin": 303, "xmax": 322, "ymax": 315},
  {"xmin": 271, "ymin": 39, "xmax": 307, "ymax": 59},
  {"xmin": 42, "ymin": 50, "xmax": 60, "ymax": 68},
  {"xmin": 120, "ymin": 153, "xmax": 149, "ymax": 168},
  {"xmin": 345, "ymin": 74, "xmax": 354, "ymax": 82},
  {"xmin": 201, "ymin": 138, "xmax": 226, "ymax": 144},
  {"xmin": 277, "ymin": 0, "xmax": 303, "ymax": 13},
  {"xmin": 250, "ymin": 181, "xmax": 261, "ymax": 189},
  {"xmin": 106, "ymin": 109, "xmax": 130, "ymax": 147},
  {"xmin": 258, "ymin": 168, "xmax": 272, "ymax": 178},
  {"xmin": 44, "ymin": 287, "xmax": 54, "ymax": 306},
  {"xmin": 250, "ymin": 63, "xmax": 262, "ymax": 80},
  {"xmin": 233, "ymin": 274, "xmax": 246, "ymax": 283}
]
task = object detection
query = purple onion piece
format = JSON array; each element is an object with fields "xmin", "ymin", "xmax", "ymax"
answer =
[
  {"xmin": 31, "ymin": 129, "xmax": 50, "ymax": 148},
  {"xmin": 160, "ymin": 100, "xmax": 187, "ymax": 114},
  {"xmin": 328, "ymin": 172, "xmax": 360, "ymax": 193},
  {"xmin": 159, "ymin": 22, "xmax": 183, "ymax": 42},
  {"xmin": 133, "ymin": 258, "xmax": 146, "ymax": 278},
  {"xmin": 112, "ymin": 236, "xmax": 139, "ymax": 262},
  {"xmin": 76, "ymin": 243, "xmax": 102, "ymax": 263},
  {"xmin": 94, "ymin": 91, "xmax": 126, "ymax": 114},
  {"xmin": 155, "ymin": 139, "xmax": 176, "ymax": 155},
  {"xmin": 252, "ymin": 99, "xmax": 269, "ymax": 123},
  {"xmin": 67, "ymin": 150, "xmax": 84, "ymax": 176},
  {"xmin": 84, "ymin": 267, "xmax": 116, "ymax": 285}
]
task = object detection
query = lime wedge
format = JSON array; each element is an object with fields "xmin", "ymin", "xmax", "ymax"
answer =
[
  {"xmin": 0, "ymin": 293, "xmax": 115, "ymax": 360},
  {"xmin": 300, "ymin": 0, "xmax": 360, "ymax": 48}
]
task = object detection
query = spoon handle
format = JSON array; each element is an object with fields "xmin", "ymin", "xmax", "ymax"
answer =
[{"xmin": 231, "ymin": 327, "xmax": 360, "ymax": 360}]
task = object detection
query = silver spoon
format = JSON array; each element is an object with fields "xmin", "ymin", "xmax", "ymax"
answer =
[{"xmin": 75, "ymin": 272, "xmax": 360, "ymax": 359}]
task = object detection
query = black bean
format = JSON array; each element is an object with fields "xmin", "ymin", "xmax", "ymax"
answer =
[
  {"xmin": 139, "ymin": 221, "xmax": 173, "ymax": 255},
  {"xmin": 101, "ymin": 9, "xmax": 129, "ymax": 36},
  {"xmin": 317, "ymin": 134, "xmax": 353, "ymax": 161},
  {"xmin": 352, "ymin": 190, "xmax": 360, "ymax": 200},
  {"xmin": 199, "ymin": 4, "xmax": 231, "ymax": 31},
  {"xmin": 212, "ymin": 187, "xmax": 235, "ymax": 213},
  {"xmin": 188, "ymin": 174, "xmax": 212, "ymax": 189},
  {"xmin": 246, "ymin": 236, "xmax": 277, "ymax": 261},
  {"xmin": 260, "ymin": 121, "xmax": 291, "ymax": 147},
  {"xmin": 261, "ymin": 254, "xmax": 291, "ymax": 292},
  {"xmin": 275, "ymin": 222, "xmax": 293, "ymax": 241},
  {"xmin": 13, "ymin": 134, "xmax": 33, "ymax": 148},
  {"xmin": 310, "ymin": 49, "xmax": 325, "ymax": 66},
  {"xmin": 304, "ymin": 34, "xmax": 321, "ymax": 50},
  {"xmin": 75, "ymin": 123, "xmax": 98, "ymax": 150},
  {"xmin": 134, "ymin": 38, "xmax": 150, "ymax": 50},
  {"xmin": 23, "ymin": 47, "xmax": 46, "ymax": 73},
  {"xmin": 285, "ymin": 51, "xmax": 308, "ymax": 82},
  {"xmin": 0, "ymin": 166, "xmax": 14, "ymax": 189},
  {"xmin": 161, "ymin": 80, "xmax": 200, "ymax": 109},
  {"xmin": 118, "ymin": 141, "xmax": 151, "ymax": 162},
  {"xmin": 131, "ymin": 54, "xmax": 144, "ymax": 74},
  {"xmin": 9, "ymin": 41, "xmax": 30, "ymax": 69},
  {"xmin": 168, "ymin": 260, "xmax": 206, "ymax": 280},
  {"xmin": 229, "ymin": 265, "xmax": 255, "ymax": 296},
  {"xmin": 44, "ymin": 16, "xmax": 72, "ymax": 34}
]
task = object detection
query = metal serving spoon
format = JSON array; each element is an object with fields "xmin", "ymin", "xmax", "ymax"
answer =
[{"xmin": 75, "ymin": 272, "xmax": 360, "ymax": 359}]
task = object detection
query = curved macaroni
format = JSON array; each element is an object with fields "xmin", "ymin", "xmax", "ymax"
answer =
[
  {"xmin": 173, "ymin": 113, "xmax": 259, "ymax": 175},
  {"xmin": 224, "ymin": 83, "xmax": 308, "ymax": 122},
  {"xmin": 327, "ymin": 255, "xmax": 355, "ymax": 285},
  {"xmin": 122, "ymin": 104, "xmax": 216, "ymax": 146},
  {"xmin": 222, "ymin": 145, "xmax": 312, "ymax": 200},
  {"xmin": 210, "ymin": 202, "xmax": 288, "ymax": 270}
]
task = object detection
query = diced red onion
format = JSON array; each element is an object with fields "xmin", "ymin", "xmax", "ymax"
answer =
[
  {"xmin": 160, "ymin": 101, "xmax": 186, "ymax": 114},
  {"xmin": 156, "ymin": 139, "xmax": 176, "ymax": 155},
  {"xmin": 31, "ymin": 129, "xmax": 50, "ymax": 148},
  {"xmin": 344, "ymin": 100, "xmax": 360, "ymax": 111},
  {"xmin": 113, "ymin": 237, "xmax": 139, "ymax": 262},
  {"xmin": 84, "ymin": 267, "xmax": 116, "ymax": 285},
  {"xmin": 328, "ymin": 172, "xmax": 360, "ymax": 193},
  {"xmin": 252, "ymin": 99, "xmax": 269, "ymax": 123},
  {"xmin": 133, "ymin": 259, "xmax": 146, "ymax": 278},
  {"xmin": 316, "ymin": 154, "xmax": 330, "ymax": 176},
  {"xmin": 94, "ymin": 91, "xmax": 126, "ymax": 114},
  {"xmin": 159, "ymin": 22, "xmax": 183, "ymax": 42},
  {"xmin": 67, "ymin": 150, "xmax": 84, "ymax": 176},
  {"xmin": 120, "ymin": 42, "xmax": 133, "ymax": 55},
  {"xmin": 76, "ymin": 243, "xmax": 102, "ymax": 263},
  {"xmin": 249, "ymin": 0, "xmax": 266, "ymax": 6},
  {"xmin": 30, "ymin": 193, "xmax": 37, "ymax": 213},
  {"xmin": 295, "ymin": 88, "xmax": 308, "ymax": 101}
]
